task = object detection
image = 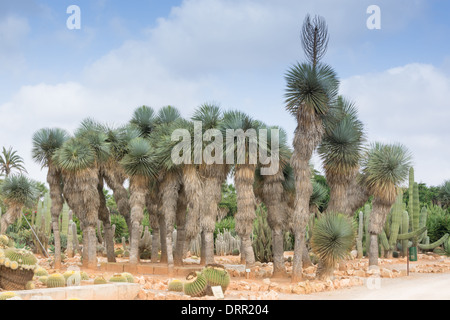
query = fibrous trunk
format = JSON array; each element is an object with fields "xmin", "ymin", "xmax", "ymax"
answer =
[
  {"xmin": 97, "ymin": 175, "xmax": 116, "ymax": 262},
  {"xmin": 234, "ymin": 164, "xmax": 257, "ymax": 269},
  {"xmin": 290, "ymin": 108, "xmax": 323, "ymax": 282},
  {"xmin": 128, "ymin": 176, "xmax": 148, "ymax": 265}
]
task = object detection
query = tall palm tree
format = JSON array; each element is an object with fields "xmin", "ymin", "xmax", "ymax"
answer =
[
  {"xmin": 121, "ymin": 137, "xmax": 157, "ymax": 265},
  {"xmin": 31, "ymin": 128, "xmax": 69, "ymax": 268},
  {"xmin": 318, "ymin": 96, "xmax": 365, "ymax": 215},
  {"xmin": 361, "ymin": 142, "xmax": 412, "ymax": 267},
  {"xmin": 53, "ymin": 137, "xmax": 101, "ymax": 269},
  {"xmin": 192, "ymin": 104, "xmax": 229, "ymax": 265},
  {"xmin": 254, "ymin": 125, "xmax": 292, "ymax": 277},
  {"xmin": 0, "ymin": 175, "xmax": 39, "ymax": 234},
  {"xmin": 0, "ymin": 147, "xmax": 27, "ymax": 177},
  {"xmin": 220, "ymin": 110, "xmax": 261, "ymax": 269},
  {"xmin": 284, "ymin": 15, "xmax": 339, "ymax": 281}
]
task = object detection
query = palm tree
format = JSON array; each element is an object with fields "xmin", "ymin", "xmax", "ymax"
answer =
[
  {"xmin": 361, "ymin": 142, "xmax": 412, "ymax": 267},
  {"xmin": 31, "ymin": 128, "xmax": 69, "ymax": 268},
  {"xmin": 0, "ymin": 147, "xmax": 27, "ymax": 177},
  {"xmin": 121, "ymin": 137, "xmax": 157, "ymax": 265},
  {"xmin": 53, "ymin": 137, "xmax": 101, "ymax": 269},
  {"xmin": 254, "ymin": 125, "xmax": 292, "ymax": 277},
  {"xmin": 0, "ymin": 175, "xmax": 39, "ymax": 234},
  {"xmin": 220, "ymin": 110, "xmax": 261, "ymax": 269},
  {"xmin": 284, "ymin": 15, "xmax": 339, "ymax": 281},
  {"xmin": 318, "ymin": 96, "xmax": 365, "ymax": 215},
  {"xmin": 192, "ymin": 104, "xmax": 229, "ymax": 265}
]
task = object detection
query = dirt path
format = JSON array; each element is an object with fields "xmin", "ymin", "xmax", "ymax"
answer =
[{"xmin": 278, "ymin": 272, "xmax": 450, "ymax": 300}]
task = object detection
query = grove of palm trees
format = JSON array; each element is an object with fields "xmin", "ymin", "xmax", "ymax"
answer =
[{"xmin": 1, "ymin": 12, "xmax": 450, "ymax": 303}]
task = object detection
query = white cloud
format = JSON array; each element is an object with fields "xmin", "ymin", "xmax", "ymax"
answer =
[
  {"xmin": 0, "ymin": 0, "xmax": 440, "ymax": 186},
  {"xmin": 340, "ymin": 63, "xmax": 450, "ymax": 186}
]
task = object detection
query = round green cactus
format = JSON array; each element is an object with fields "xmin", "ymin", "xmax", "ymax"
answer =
[
  {"xmin": 183, "ymin": 272, "xmax": 208, "ymax": 297},
  {"xmin": 168, "ymin": 279, "xmax": 184, "ymax": 292},
  {"xmin": 201, "ymin": 264, "xmax": 230, "ymax": 293},
  {"xmin": 25, "ymin": 281, "xmax": 35, "ymax": 290},
  {"xmin": 3, "ymin": 248, "xmax": 37, "ymax": 270},
  {"xmin": 109, "ymin": 274, "xmax": 128, "ymax": 283},
  {"xmin": 38, "ymin": 276, "xmax": 48, "ymax": 285},
  {"xmin": 46, "ymin": 273, "xmax": 66, "ymax": 288},
  {"xmin": 121, "ymin": 272, "xmax": 134, "ymax": 283},
  {"xmin": 80, "ymin": 271, "xmax": 90, "ymax": 281},
  {"xmin": 0, "ymin": 292, "xmax": 18, "ymax": 301},
  {"xmin": 94, "ymin": 276, "xmax": 108, "ymax": 285},
  {"xmin": 34, "ymin": 267, "xmax": 49, "ymax": 277},
  {"xmin": 0, "ymin": 235, "xmax": 12, "ymax": 249}
]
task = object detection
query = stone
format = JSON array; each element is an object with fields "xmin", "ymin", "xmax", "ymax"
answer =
[{"xmin": 380, "ymin": 268, "xmax": 394, "ymax": 278}]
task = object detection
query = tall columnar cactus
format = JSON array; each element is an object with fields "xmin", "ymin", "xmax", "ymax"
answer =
[
  {"xmin": 364, "ymin": 204, "xmax": 371, "ymax": 256},
  {"xmin": 419, "ymin": 234, "xmax": 450, "ymax": 251},
  {"xmin": 190, "ymin": 233, "xmax": 201, "ymax": 257},
  {"xmin": 60, "ymin": 204, "xmax": 70, "ymax": 237},
  {"xmin": 412, "ymin": 182, "xmax": 420, "ymax": 246},
  {"xmin": 252, "ymin": 206, "xmax": 272, "ymax": 263},
  {"xmin": 356, "ymin": 211, "xmax": 364, "ymax": 259},
  {"xmin": 67, "ymin": 220, "xmax": 74, "ymax": 258},
  {"xmin": 387, "ymin": 192, "xmax": 404, "ymax": 256},
  {"xmin": 408, "ymin": 167, "xmax": 415, "ymax": 230},
  {"xmin": 400, "ymin": 210, "xmax": 410, "ymax": 257}
]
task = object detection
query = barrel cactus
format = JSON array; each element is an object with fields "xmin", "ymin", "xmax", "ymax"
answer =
[
  {"xmin": 168, "ymin": 279, "xmax": 184, "ymax": 292},
  {"xmin": 34, "ymin": 267, "xmax": 49, "ymax": 277},
  {"xmin": 38, "ymin": 276, "xmax": 48, "ymax": 285},
  {"xmin": 201, "ymin": 264, "xmax": 230, "ymax": 293},
  {"xmin": 109, "ymin": 274, "xmax": 128, "ymax": 283},
  {"xmin": 0, "ymin": 292, "xmax": 18, "ymax": 300},
  {"xmin": 0, "ymin": 248, "xmax": 38, "ymax": 290},
  {"xmin": 25, "ymin": 281, "xmax": 35, "ymax": 290},
  {"xmin": 94, "ymin": 276, "xmax": 108, "ymax": 285},
  {"xmin": 46, "ymin": 273, "xmax": 66, "ymax": 288},
  {"xmin": 2, "ymin": 248, "xmax": 38, "ymax": 271},
  {"xmin": 183, "ymin": 272, "xmax": 208, "ymax": 297},
  {"xmin": 121, "ymin": 272, "xmax": 134, "ymax": 283}
]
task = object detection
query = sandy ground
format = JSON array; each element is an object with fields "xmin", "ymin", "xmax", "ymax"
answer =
[{"xmin": 280, "ymin": 272, "xmax": 450, "ymax": 300}]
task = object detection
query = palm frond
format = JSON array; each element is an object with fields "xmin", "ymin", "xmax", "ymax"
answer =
[
  {"xmin": 1, "ymin": 174, "xmax": 39, "ymax": 208},
  {"xmin": 31, "ymin": 128, "xmax": 70, "ymax": 167},
  {"xmin": 130, "ymin": 105, "xmax": 157, "ymax": 138},
  {"xmin": 53, "ymin": 138, "xmax": 96, "ymax": 172},
  {"xmin": 120, "ymin": 138, "xmax": 158, "ymax": 178}
]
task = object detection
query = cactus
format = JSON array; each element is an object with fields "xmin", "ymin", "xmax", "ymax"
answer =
[
  {"xmin": 168, "ymin": 279, "xmax": 184, "ymax": 292},
  {"xmin": 109, "ymin": 274, "xmax": 127, "ymax": 283},
  {"xmin": 252, "ymin": 205, "xmax": 272, "ymax": 263},
  {"xmin": 356, "ymin": 211, "xmax": 364, "ymax": 259},
  {"xmin": 201, "ymin": 264, "xmax": 230, "ymax": 293},
  {"xmin": 60, "ymin": 204, "xmax": 70, "ymax": 237},
  {"xmin": 364, "ymin": 204, "xmax": 371, "ymax": 256},
  {"xmin": 0, "ymin": 292, "xmax": 18, "ymax": 300},
  {"xmin": 25, "ymin": 281, "xmax": 35, "ymax": 290},
  {"xmin": 121, "ymin": 272, "xmax": 134, "ymax": 283},
  {"xmin": 0, "ymin": 235, "xmax": 12, "ymax": 249},
  {"xmin": 418, "ymin": 233, "xmax": 450, "ymax": 251},
  {"xmin": 34, "ymin": 267, "xmax": 48, "ymax": 277},
  {"xmin": 190, "ymin": 233, "xmax": 201, "ymax": 257},
  {"xmin": 38, "ymin": 276, "xmax": 48, "ymax": 285},
  {"xmin": 139, "ymin": 226, "xmax": 152, "ymax": 253},
  {"xmin": 2, "ymin": 248, "xmax": 38, "ymax": 271},
  {"xmin": 94, "ymin": 276, "xmax": 108, "ymax": 285},
  {"xmin": 184, "ymin": 272, "xmax": 208, "ymax": 297},
  {"xmin": 46, "ymin": 273, "xmax": 66, "ymax": 288}
]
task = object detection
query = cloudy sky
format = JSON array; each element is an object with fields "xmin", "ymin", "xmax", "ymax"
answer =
[{"xmin": 0, "ymin": 0, "xmax": 449, "ymax": 186}]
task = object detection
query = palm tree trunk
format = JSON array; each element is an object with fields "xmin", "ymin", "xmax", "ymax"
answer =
[
  {"xmin": 128, "ymin": 177, "xmax": 148, "ymax": 265},
  {"xmin": 368, "ymin": 197, "xmax": 393, "ymax": 267},
  {"xmin": 97, "ymin": 177, "xmax": 116, "ymax": 263},
  {"xmin": 234, "ymin": 164, "xmax": 257, "ymax": 269},
  {"xmin": 290, "ymin": 109, "xmax": 324, "ymax": 282},
  {"xmin": 200, "ymin": 231, "xmax": 207, "ymax": 265},
  {"xmin": 271, "ymin": 228, "xmax": 286, "ymax": 277},
  {"xmin": 146, "ymin": 200, "xmax": 160, "ymax": 264},
  {"xmin": 0, "ymin": 206, "xmax": 21, "ymax": 234},
  {"xmin": 47, "ymin": 166, "xmax": 64, "ymax": 269},
  {"xmin": 159, "ymin": 172, "xmax": 180, "ymax": 273},
  {"xmin": 174, "ymin": 188, "xmax": 187, "ymax": 266},
  {"xmin": 326, "ymin": 182, "xmax": 349, "ymax": 214}
]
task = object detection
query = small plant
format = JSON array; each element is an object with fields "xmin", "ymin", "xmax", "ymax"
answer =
[
  {"xmin": 34, "ymin": 267, "xmax": 48, "ymax": 277},
  {"xmin": 201, "ymin": 264, "xmax": 230, "ymax": 293},
  {"xmin": 46, "ymin": 273, "xmax": 66, "ymax": 288},
  {"xmin": 0, "ymin": 292, "xmax": 18, "ymax": 300},
  {"xmin": 311, "ymin": 213, "xmax": 355, "ymax": 280},
  {"xmin": 121, "ymin": 272, "xmax": 134, "ymax": 283},
  {"xmin": 94, "ymin": 276, "xmax": 108, "ymax": 285},
  {"xmin": 168, "ymin": 279, "xmax": 184, "ymax": 292},
  {"xmin": 109, "ymin": 274, "xmax": 127, "ymax": 283},
  {"xmin": 183, "ymin": 272, "xmax": 208, "ymax": 297}
]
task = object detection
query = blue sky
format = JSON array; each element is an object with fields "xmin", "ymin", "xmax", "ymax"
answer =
[{"xmin": 1, "ymin": 0, "xmax": 450, "ymax": 186}]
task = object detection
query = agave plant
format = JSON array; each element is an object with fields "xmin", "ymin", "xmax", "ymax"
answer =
[
  {"xmin": 284, "ymin": 14, "xmax": 339, "ymax": 281},
  {"xmin": 361, "ymin": 142, "xmax": 412, "ymax": 266},
  {"xmin": 0, "ymin": 175, "xmax": 39, "ymax": 234},
  {"xmin": 311, "ymin": 213, "xmax": 355, "ymax": 280},
  {"xmin": 31, "ymin": 128, "xmax": 69, "ymax": 268}
]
